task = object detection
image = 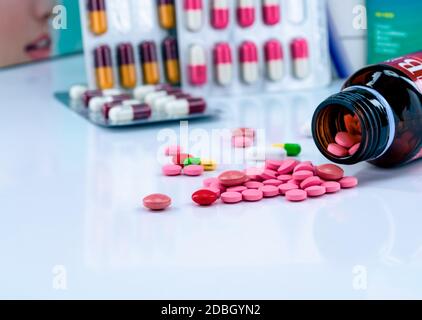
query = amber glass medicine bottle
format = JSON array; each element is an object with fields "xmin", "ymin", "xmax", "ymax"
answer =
[{"xmin": 312, "ymin": 51, "xmax": 422, "ymax": 167}]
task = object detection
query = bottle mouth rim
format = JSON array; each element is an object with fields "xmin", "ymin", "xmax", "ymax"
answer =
[
  {"xmin": 312, "ymin": 87, "xmax": 393, "ymax": 165},
  {"xmin": 312, "ymin": 95, "xmax": 366, "ymax": 165}
]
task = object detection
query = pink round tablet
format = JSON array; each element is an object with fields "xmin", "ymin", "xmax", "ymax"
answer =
[
  {"xmin": 279, "ymin": 183, "xmax": 299, "ymax": 195},
  {"xmin": 233, "ymin": 136, "xmax": 254, "ymax": 148},
  {"xmin": 143, "ymin": 194, "xmax": 172, "ymax": 211},
  {"xmin": 260, "ymin": 185, "xmax": 280, "ymax": 198},
  {"xmin": 205, "ymin": 187, "xmax": 221, "ymax": 198},
  {"xmin": 244, "ymin": 181, "xmax": 264, "ymax": 189},
  {"xmin": 288, "ymin": 179, "xmax": 301, "ymax": 186},
  {"xmin": 322, "ymin": 181, "xmax": 341, "ymax": 193},
  {"xmin": 265, "ymin": 160, "xmax": 284, "ymax": 170},
  {"xmin": 300, "ymin": 176, "xmax": 322, "ymax": 189},
  {"xmin": 294, "ymin": 162, "xmax": 314, "ymax": 173},
  {"xmin": 221, "ymin": 192, "xmax": 243, "ymax": 204},
  {"xmin": 259, "ymin": 169, "xmax": 277, "ymax": 180},
  {"xmin": 242, "ymin": 189, "xmax": 264, "ymax": 202},
  {"xmin": 278, "ymin": 159, "xmax": 299, "ymax": 174},
  {"xmin": 339, "ymin": 176, "xmax": 359, "ymax": 189},
  {"xmin": 165, "ymin": 145, "xmax": 182, "ymax": 156},
  {"xmin": 277, "ymin": 174, "xmax": 292, "ymax": 182},
  {"xmin": 335, "ymin": 132, "xmax": 359, "ymax": 148},
  {"xmin": 209, "ymin": 182, "xmax": 226, "ymax": 193},
  {"xmin": 263, "ymin": 179, "xmax": 283, "ymax": 187},
  {"xmin": 327, "ymin": 143, "xmax": 349, "ymax": 157},
  {"xmin": 162, "ymin": 164, "xmax": 182, "ymax": 176},
  {"xmin": 227, "ymin": 186, "xmax": 248, "ymax": 193},
  {"xmin": 349, "ymin": 143, "xmax": 361, "ymax": 156},
  {"xmin": 305, "ymin": 185, "xmax": 326, "ymax": 197},
  {"xmin": 285, "ymin": 189, "xmax": 307, "ymax": 202},
  {"xmin": 183, "ymin": 165, "xmax": 204, "ymax": 176},
  {"xmin": 203, "ymin": 177, "xmax": 219, "ymax": 187},
  {"xmin": 292, "ymin": 170, "xmax": 314, "ymax": 181},
  {"xmin": 316, "ymin": 164, "xmax": 344, "ymax": 181},
  {"xmin": 245, "ymin": 167, "xmax": 265, "ymax": 181}
]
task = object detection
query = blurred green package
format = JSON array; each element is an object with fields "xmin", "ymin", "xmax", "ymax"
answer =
[{"xmin": 368, "ymin": 0, "xmax": 422, "ymax": 64}]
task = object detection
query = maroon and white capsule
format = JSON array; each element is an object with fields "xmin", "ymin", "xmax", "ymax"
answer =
[
  {"xmin": 88, "ymin": 93, "xmax": 132, "ymax": 112},
  {"xmin": 264, "ymin": 39, "xmax": 283, "ymax": 81},
  {"xmin": 213, "ymin": 42, "xmax": 232, "ymax": 86},
  {"xmin": 165, "ymin": 97, "xmax": 207, "ymax": 116},
  {"xmin": 109, "ymin": 103, "xmax": 152, "ymax": 123}
]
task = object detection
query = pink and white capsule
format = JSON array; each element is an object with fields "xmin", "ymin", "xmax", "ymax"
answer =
[
  {"xmin": 291, "ymin": 38, "xmax": 309, "ymax": 79},
  {"xmin": 184, "ymin": 0, "xmax": 203, "ymax": 32},
  {"xmin": 214, "ymin": 43, "xmax": 232, "ymax": 86},
  {"xmin": 211, "ymin": 0, "xmax": 229, "ymax": 29},
  {"xmin": 262, "ymin": 0, "xmax": 280, "ymax": 25},
  {"xmin": 265, "ymin": 39, "xmax": 283, "ymax": 81},
  {"xmin": 237, "ymin": 0, "xmax": 255, "ymax": 28},
  {"xmin": 188, "ymin": 44, "xmax": 207, "ymax": 86},
  {"xmin": 286, "ymin": 0, "xmax": 305, "ymax": 24},
  {"xmin": 240, "ymin": 41, "xmax": 259, "ymax": 84}
]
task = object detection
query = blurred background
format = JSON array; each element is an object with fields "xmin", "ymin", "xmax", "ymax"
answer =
[{"xmin": 0, "ymin": 0, "xmax": 420, "ymax": 81}]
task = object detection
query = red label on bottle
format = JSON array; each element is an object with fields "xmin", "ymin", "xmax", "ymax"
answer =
[{"xmin": 384, "ymin": 51, "xmax": 422, "ymax": 93}]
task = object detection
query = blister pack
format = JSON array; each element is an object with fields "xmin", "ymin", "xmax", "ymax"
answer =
[
  {"xmin": 79, "ymin": 0, "xmax": 180, "ymax": 90},
  {"xmin": 175, "ymin": 0, "xmax": 331, "ymax": 96}
]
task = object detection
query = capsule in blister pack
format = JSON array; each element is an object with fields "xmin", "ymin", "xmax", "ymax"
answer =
[
  {"xmin": 175, "ymin": 0, "xmax": 331, "ymax": 96},
  {"xmin": 80, "ymin": 0, "xmax": 179, "ymax": 90}
]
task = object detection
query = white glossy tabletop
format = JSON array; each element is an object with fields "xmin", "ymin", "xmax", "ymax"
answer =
[{"xmin": 1, "ymin": 56, "xmax": 422, "ymax": 300}]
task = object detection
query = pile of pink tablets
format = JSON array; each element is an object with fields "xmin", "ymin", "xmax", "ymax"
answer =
[
  {"xmin": 192, "ymin": 159, "xmax": 358, "ymax": 206},
  {"xmin": 328, "ymin": 115, "xmax": 362, "ymax": 157}
]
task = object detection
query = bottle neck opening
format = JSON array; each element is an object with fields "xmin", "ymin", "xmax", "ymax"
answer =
[{"xmin": 312, "ymin": 87, "xmax": 394, "ymax": 165}]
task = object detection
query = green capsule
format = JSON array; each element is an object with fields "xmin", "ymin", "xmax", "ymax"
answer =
[
  {"xmin": 284, "ymin": 144, "xmax": 302, "ymax": 157},
  {"xmin": 183, "ymin": 157, "xmax": 202, "ymax": 166}
]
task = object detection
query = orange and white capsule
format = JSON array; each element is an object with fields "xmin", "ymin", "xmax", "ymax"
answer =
[
  {"xmin": 158, "ymin": 0, "xmax": 176, "ymax": 29},
  {"xmin": 239, "ymin": 41, "xmax": 259, "ymax": 84},
  {"xmin": 264, "ymin": 39, "xmax": 283, "ymax": 81},
  {"xmin": 262, "ymin": 0, "xmax": 280, "ymax": 25},
  {"xmin": 184, "ymin": 0, "xmax": 203, "ymax": 32},
  {"xmin": 291, "ymin": 38, "xmax": 309, "ymax": 79},
  {"xmin": 188, "ymin": 44, "xmax": 207, "ymax": 86},
  {"xmin": 139, "ymin": 41, "xmax": 160, "ymax": 85},
  {"xmin": 87, "ymin": 0, "xmax": 107, "ymax": 35},
  {"xmin": 211, "ymin": 0, "xmax": 230, "ymax": 30},
  {"xmin": 214, "ymin": 43, "xmax": 232, "ymax": 86},
  {"xmin": 237, "ymin": 0, "xmax": 255, "ymax": 28}
]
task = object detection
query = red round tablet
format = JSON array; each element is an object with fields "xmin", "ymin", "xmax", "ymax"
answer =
[
  {"xmin": 315, "ymin": 164, "xmax": 345, "ymax": 181},
  {"xmin": 192, "ymin": 189, "xmax": 218, "ymax": 206},
  {"xmin": 143, "ymin": 194, "xmax": 172, "ymax": 211},
  {"xmin": 219, "ymin": 170, "xmax": 249, "ymax": 186}
]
